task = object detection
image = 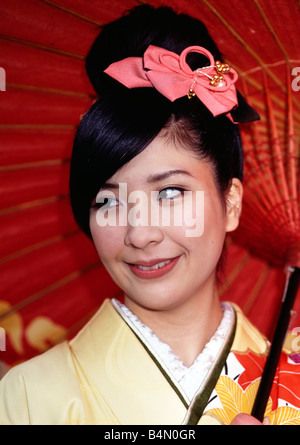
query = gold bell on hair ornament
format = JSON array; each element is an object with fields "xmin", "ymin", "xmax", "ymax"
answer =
[
  {"xmin": 210, "ymin": 74, "xmax": 225, "ymax": 87},
  {"xmin": 216, "ymin": 61, "xmax": 230, "ymax": 74},
  {"xmin": 187, "ymin": 87, "xmax": 196, "ymax": 99},
  {"xmin": 209, "ymin": 60, "xmax": 231, "ymax": 87}
]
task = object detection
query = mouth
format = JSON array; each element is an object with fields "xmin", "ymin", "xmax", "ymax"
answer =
[{"xmin": 127, "ymin": 256, "xmax": 181, "ymax": 279}]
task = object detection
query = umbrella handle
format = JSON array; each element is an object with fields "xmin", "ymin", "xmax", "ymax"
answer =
[{"xmin": 251, "ymin": 267, "xmax": 300, "ymax": 422}]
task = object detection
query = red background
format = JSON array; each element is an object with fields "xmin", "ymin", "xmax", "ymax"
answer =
[{"xmin": 0, "ymin": 0, "xmax": 299, "ymax": 367}]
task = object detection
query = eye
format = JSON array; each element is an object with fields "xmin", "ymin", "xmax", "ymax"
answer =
[
  {"xmin": 99, "ymin": 197, "xmax": 119, "ymax": 209},
  {"xmin": 92, "ymin": 192, "xmax": 119, "ymax": 210},
  {"xmin": 158, "ymin": 187, "xmax": 184, "ymax": 200}
]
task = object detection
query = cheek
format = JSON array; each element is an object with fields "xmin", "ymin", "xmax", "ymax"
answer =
[
  {"xmin": 165, "ymin": 192, "xmax": 205, "ymax": 238},
  {"xmin": 181, "ymin": 191, "xmax": 205, "ymax": 238},
  {"xmin": 184, "ymin": 193, "xmax": 226, "ymax": 253},
  {"xmin": 175, "ymin": 191, "xmax": 225, "ymax": 241},
  {"xmin": 203, "ymin": 194, "xmax": 227, "ymax": 251},
  {"xmin": 89, "ymin": 215, "xmax": 124, "ymax": 261}
]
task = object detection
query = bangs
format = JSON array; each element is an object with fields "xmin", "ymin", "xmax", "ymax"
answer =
[{"xmin": 70, "ymin": 85, "xmax": 172, "ymax": 237}]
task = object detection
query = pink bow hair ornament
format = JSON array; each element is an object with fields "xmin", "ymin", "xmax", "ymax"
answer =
[{"xmin": 104, "ymin": 45, "xmax": 239, "ymax": 119}]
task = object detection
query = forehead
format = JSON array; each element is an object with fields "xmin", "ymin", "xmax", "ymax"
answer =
[{"xmin": 108, "ymin": 135, "xmax": 212, "ymax": 184}]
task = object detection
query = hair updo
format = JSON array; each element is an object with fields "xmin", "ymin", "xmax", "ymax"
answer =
[{"xmin": 70, "ymin": 5, "xmax": 247, "ymax": 238}]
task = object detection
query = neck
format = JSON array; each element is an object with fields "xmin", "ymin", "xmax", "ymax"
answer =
[{"xmin": 124, "ymin": 283, "xmax": 223, "ymax": 367}]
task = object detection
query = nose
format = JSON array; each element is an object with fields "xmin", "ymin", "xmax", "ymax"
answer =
[{"xmin": 124, "ymin": 224, "xmax": 164, "ymax": 249}]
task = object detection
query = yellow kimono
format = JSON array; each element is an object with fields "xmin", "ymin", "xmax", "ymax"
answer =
[{"xmin": 1, "ymin": 299, "xmax": 300, "ymax": 425}]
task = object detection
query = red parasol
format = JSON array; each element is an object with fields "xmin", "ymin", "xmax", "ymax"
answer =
[{"xmin": 0, "ymin": 0, "xmax": 299, "ymax": 387}]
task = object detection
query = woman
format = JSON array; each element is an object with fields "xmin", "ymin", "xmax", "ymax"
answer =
[{"xmin": 1, "ymin": 5, "xmax": 300, "ymax": 425}]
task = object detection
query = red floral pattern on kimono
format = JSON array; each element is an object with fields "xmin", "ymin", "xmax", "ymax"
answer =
[{"xmin": 204, "ymin": 350, "xmax": 300, "ymax": 424}]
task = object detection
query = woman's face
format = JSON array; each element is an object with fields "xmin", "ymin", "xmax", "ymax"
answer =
[{"xmin": 89, "ymin": 134, "xmax": 242, "ymax": 315}]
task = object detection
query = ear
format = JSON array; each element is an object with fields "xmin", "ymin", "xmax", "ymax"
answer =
[{"xmin": 225, "ymin": 178, "xmax": 243, "ymax": 233}]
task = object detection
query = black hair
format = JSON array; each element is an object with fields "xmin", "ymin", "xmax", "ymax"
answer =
[
  {"xmin": 70, "ymin": 5, "xmax": 246, "ymax": 238},
  {"xmin": 85, "ymin": 5, "xmax": 222, "ymax": 95}
]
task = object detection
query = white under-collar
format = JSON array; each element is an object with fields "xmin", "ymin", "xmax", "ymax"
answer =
[{"xmin": 112, "ymin": 298, "xmax": 234, "ymax": 402}]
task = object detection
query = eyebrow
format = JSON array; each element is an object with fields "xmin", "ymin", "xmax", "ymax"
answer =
[
  {"xmin": 101, "ymin": 169, "xmax": 193, "ymax": 190},
  {"xmin": 100, "ymin": 182, "xmax": 120, "ymax": 190},
  {"xmin": 146, "ymin": 169, "xmax": 194, "ymax": 183}
]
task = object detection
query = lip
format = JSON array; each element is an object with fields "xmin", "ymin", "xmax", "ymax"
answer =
[{"xmin": 127, "ymin": 256, "xmax": 181, "ymax": 279}]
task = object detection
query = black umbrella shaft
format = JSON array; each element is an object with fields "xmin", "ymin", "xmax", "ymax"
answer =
[{"xmin": 251, "ymin": 267, "xmax": 300, "ymax": 422}]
